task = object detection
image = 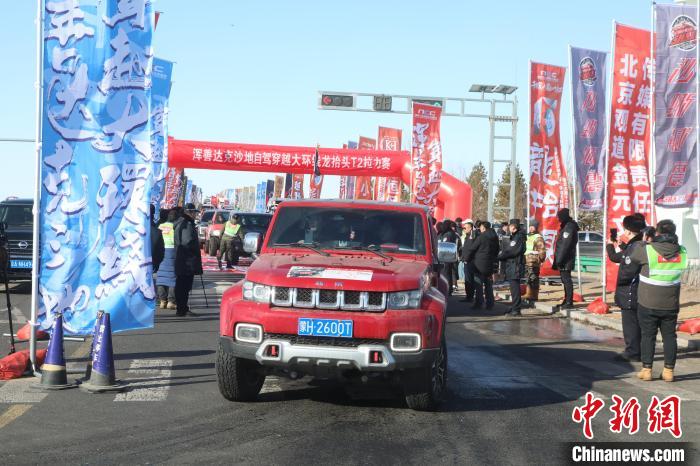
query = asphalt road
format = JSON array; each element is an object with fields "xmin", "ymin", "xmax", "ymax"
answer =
[{"xmin": 0, "ymin": 270, "xmax": 698, "ymax": 465}]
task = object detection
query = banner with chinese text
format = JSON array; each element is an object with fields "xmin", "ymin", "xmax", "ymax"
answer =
[
  {"xmin": 571, "ymin": 47, "xmax": 607, "ymax": 211},
  {"xmin": 39, "ymin": 1, "xmax": 156, "ymax": 334},
  {"xmin": 273, "ymin": 175, "xmax": 284, "ymax": 199},
  {"xmin": 355, "ymin": 137, "xmax": 376, "ymax": 199},
  {"xmin": 378, "ymin": 127, "xmax": 403, "ymax": 202},
  {"xmin": 162, "ymin": 167, "xmax": 183, "ymax": 208},
  {"xmin": 149, "ymin": 58, "xmax": 174, "ymax": 218},
  {"xmin": 411, "ymin": 103, "xmax": 443, "ymax": 213},
  {"xmin": 292, "ymin": 174, "xmax": 305, "ymax": 199},
  {"xmin": 529, "ymin": 62, "xmax": 567, "ymax": 275},
  {"xmin": 654, "ymin": 5, "xmax": 698, "ymax": 207},
  {"xmin": 605, "ymin": 23, "xmax": 654, "ymax": 291}
]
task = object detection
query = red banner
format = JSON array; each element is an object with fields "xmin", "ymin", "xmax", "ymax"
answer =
[
  {"xmin": 355, "ymin": 137, "xmax": 376, "ymax": 200},
  {"xmin": 378, "ymin": 127, "xmax": 403, "ymax": 202},
  {"xmin": 411, "ymin": 103, "xmax": 443, "ymax": 213},
  {"xmin": 605, "ymin": 23, "xmax": 654, "ymax": 291},
  {"xmin": 162, "ymin": 167, "xmax": 183, "ymax": 208},
  {"xmin": 291, "ymin": 174, "xmax": 304, "ymax": 199},
  {"xmin": 167, "ymin": 138, "xmax": 408, "ymax": 177},
  {"xmin": 339, "ymin": 176, "xmax": 347, "ymax": 199},
  {"xmin": 529, "ymin": 62, "xmax": 568, "ymax": 275},
  {"xmin": 309, "ymin": 175, "xmax": 323, "ymax": 198}
]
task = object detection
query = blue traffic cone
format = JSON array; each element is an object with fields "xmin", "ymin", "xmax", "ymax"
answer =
[
  {"xmin": 80, "ymin": 310, "xmax": 104, "ymax": 383},
  {"xmin": 36, "ymin": 313, "xmax": 75, "ymax": 390},
  {"xmin": 80, "ymin": 312, "xmax": 126, "ymax": 393}
]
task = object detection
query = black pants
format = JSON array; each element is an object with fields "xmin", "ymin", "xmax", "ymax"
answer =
[
  {"xmin": 445, "ymin": 263, "xmax": 456, "ymax": 294},
  {"xmin": 620, "ymin": 307, "xmax": 641, "ymax": 358},
  {"xmin": 638, "ymin": 305, "xmax": 679, "ymax": 369},
  {"xmin": 560, "ymin": 269, "xmax": 573, "ymax": 304},
  {"xmin": 473, "ymin": 270, "xmax": 494, "ymax": 308},
  {"xmin": 218, "ymin": 237, "xmax": 240, "ymax": 268},
  {"xmin": 508, "ymin": 279, "xmax": 521, "ymax": 313},
  {"xmin": 464, "ymin": 262, "xmax": 475, "ymax": 300},
  {"xmin": 175, "ymin": 275, "xmax": 195, "ymax": 314}
]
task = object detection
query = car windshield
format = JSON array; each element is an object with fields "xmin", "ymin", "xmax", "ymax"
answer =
[
  {"xmin": 200, "ymin": 211, "xmax": 215, "ymax": 223},
  {"xmin": 0, "ymin": 204, "xmax": 33, "ymax": 226},
  {"xmin": 267, "ymin": 206, "xmax": 426, "ymax": 254},
  {"xmin": 212, "ymin": 212, "xmax": 226, "ymax": 224},
  {"xmin": 238, "ymin": 214, "xmax": 272, "ymax": 228}
]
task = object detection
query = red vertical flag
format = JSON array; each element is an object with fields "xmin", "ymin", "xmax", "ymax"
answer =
[
  {"xmin": 529, "ymin": 62, "xmax": 568, "ymax": 276},
  {"xmin": 605, "ymin": 23, "xmax": 654, "ymax": 291},
  {"xmin": 292, "ymin": 174, "xmax": 305, "ymax": 199},
  {"xmin": 411, "ymin": 103, "xmax": 443, "ymax": 213},
  {"xmin": 378, "ymin": 127, "xmax": 403, "ymax": 202},
  {"xmin": 355, "ymin": 137, "xmax": 376, "ymax": 200},
  {"xmin": 309, "ymin": 146, "xmax": 323, "ymax": 199}
]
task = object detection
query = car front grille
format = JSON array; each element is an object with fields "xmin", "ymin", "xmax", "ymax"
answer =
[
  {"xmin": 6, "ymin": 239, "xmax": 32, "ymax": 257},
  {"xmin": 271, "ymin": 287, "xmax": 386, "ymax": 312},
  {"xmin": 264, "ymin": 333, "xmax": 385, "ymax": 347}
]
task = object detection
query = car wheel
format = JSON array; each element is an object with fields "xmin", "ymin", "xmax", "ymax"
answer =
[
  {"xmin": 216, "ymin": 342, "xmax": 266, "ymax": 402},
  {"xmin": 404, "ymin": 339, "xmax": 447, "ymax": 411},
  {"xmin": 208, "ymin": 237, "xmax": 219, "ymax": 256}
]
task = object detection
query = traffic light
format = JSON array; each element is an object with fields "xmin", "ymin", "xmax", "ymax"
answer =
[
  {"xmin": 320, "ymin": 93, "xmax": 355, "ymax": 109},
  {"xmin": 373, "ymin": 95, "xmax": 392, "ymax": 112}
]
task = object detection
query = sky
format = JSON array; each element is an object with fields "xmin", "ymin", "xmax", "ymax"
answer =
[{"xmin": 0, "ymin": 0, "xmax": 676, "ymax": 201}]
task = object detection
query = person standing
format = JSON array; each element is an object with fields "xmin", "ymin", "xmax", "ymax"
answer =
[
  {"xmin": 174, "ymin": 206, "xmax": 203, "ymax": 317},
  {"xmin": 606, "ymin": 214, "xmax": 646, "ymax": 362},
  {"xmin": 552, "ymin": 208, "xmax": 579, "ymax": 312},
  {"xmin": 630, "ymin": 220, "xmax": 687, "ymax": 382},
  {"xmin": 465, "ymin": 221, "xmax": 500, "ymax": 310},
  {"xmin": 460, "ymin": 220, "xmax": 477, "ymax": 302},
  {"xmin": 522, "ymin": 219, "xmax": 546, "ymax": 308},
  {"xmin": 497, "ymin": 219, "xmax": 526, "ymax": 316},
  {"xmin": 150, "ymin": 205, "xmax": 164, "ymax": 274},
  {"xmin": 156, "ymin": 210, "xmax": 178, "ymax": 310},
  {"xmin": 439, "ymin": 220, "xmax": 459, "ymax": 295},
  {"xmin": 218, "ymin": 214, "xmax": 246, "ymax": 269}
]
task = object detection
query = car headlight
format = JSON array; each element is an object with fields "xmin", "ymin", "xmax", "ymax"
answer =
[
  {"xmin": 387, "ymin": 290, "xmax": 422, "ymax": 309},
  {"xmin": 242, "ymin": 281, "xmax": 271, "ymax": 303},
  {"xmin": 211, "ymin": 230, "xmax": 222, "ymax": 237}
]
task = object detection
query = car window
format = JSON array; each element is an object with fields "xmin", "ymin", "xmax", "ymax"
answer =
[
  {"xmin": 240, "ymin": 214, "xmax": 272, "ymax": 228},
  {"xmin": 0, "ymin": 204, "xmax": 33, "ymax": 226},
  {"xmin": 200, "ymin": 211, "xmax": 215, "ymax": 223},
  {"xmin": 588, "ymin": 233, "xmax": 603, "ymax": 242}
]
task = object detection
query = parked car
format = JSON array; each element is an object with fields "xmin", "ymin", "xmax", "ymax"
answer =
[
  {"xmin": 206, "ymin": 212, "xmax": 272, "ymax": 257},
  {"xmin": 0, "ymin": 198, "xmax": 34, "ymax": 281},
  {"xmin": 578, "ymin": 231, "xmax": 603, "ymax": 257},
  {"xmin": 197, "ymin": 209, "xmax": 228, "ymax": 248},
  {"xmin": 216, "ymin": 199, "xmax": 455, "ymax": 410}
]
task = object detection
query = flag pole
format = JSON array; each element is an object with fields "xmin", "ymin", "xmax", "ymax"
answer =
[
  {"xmin": 650, "ymin": 1, "xmax": 657, "ymax": 227},
  {"xmin": 602, "ymin": 21, "xmax": 617, "ymax": 304},
  {"xmin": 568, "ymin": 46, "xmax": 584, "ymax": 298},
  {"xmin": 29, "ymin": 0, "xmax": 44, "ymax": 375}
]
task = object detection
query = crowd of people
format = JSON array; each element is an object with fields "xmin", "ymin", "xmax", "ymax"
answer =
[{"xmin": 150, "ymin": 203, "xmax": 203, "ymax": 317}]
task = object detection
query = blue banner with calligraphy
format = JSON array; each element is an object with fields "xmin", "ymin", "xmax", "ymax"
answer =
[
  {"xmin": 39, "ymin": 1, "xmax": 156, "ymax": 334},
  {"xmin": 149, "ymin": 58, "xmax": 174, "ymax": 218}
]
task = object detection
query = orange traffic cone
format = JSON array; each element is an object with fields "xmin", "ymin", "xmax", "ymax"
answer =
[
  {"xmin": 35, "ymin": 313, "xmax": 76, "ymax": 390},
  {"xmin": 79, "ymin": 312, "xmax": 126, "ymax": 393}
]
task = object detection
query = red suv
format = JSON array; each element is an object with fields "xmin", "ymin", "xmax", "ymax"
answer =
[{"xmin": 216, "ymin": 199, "xmax": 456, "ymax": 410}]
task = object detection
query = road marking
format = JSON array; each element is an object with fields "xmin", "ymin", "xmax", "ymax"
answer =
[
  {"xmin": 574, "ymin": 360, "xmax": 699, "ymax": 401},
  {"xmin": 0, "ymin": 378, "xmax": 47, "ymax": 403},
  {"xmin": 0, "ymin": 307, "xmax": 27, "ymax": 324},
  {"xmin": 0, "ymin": 404, "xmax": 31, "ymax": 429},
  {"xmin": 114, "ymin": 359, "xmax": 173, "ymax": 402}
]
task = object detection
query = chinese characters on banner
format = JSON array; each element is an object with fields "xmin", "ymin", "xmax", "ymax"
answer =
[
  {"xmin": 273, "ymin": 175, "xmax": 284, "ymax": 199},
  {"xmin": 148, "ymin": 58, "xmax": 174, "ymax": 217},
  {"xmin": 345, "ymin": 141, "xmax": 358, "ymax": 199},
  {"xmin": 606, "ymin": 23, "xmax": 654, "ymax": 291},
  {"xmin": 355, "ymin": 137, "xmax": 376, "ymax": 200},
  {"xmin": 378, "ymin": 127, "xmax": 403, "ymax": 202},
  {"xmin": 571, "ymin": 48, "xmax": 608, "ymax": 211},
  {"xmin": 411, "ymin": 103, "xmax": 443, "ymax": 213},
  {"xmin": 292, "ymin": 174, "xmax": 305, "ymax": 199},
  {"xmin": 40, "ymin": 1, "xmax": 156, "ymax": 334},
  {"xmin": 309, "ymin": 148, "xmax": 323, "ymax": 199},
  {"xmin": 654, "ymin": 5, "xmax": 698, "ymax": 207},
  {"xmin": 162, "ymin": 167, "xmax": 183, "ymax": 208},
  {"xmin": 529, "ymin": 62, "xmax": 568, "ymax": 275}
]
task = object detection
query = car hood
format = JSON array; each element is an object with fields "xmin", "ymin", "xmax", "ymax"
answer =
[{"xmin": 246, "ymin": 252, "xmax": 429, "ymax": 292}]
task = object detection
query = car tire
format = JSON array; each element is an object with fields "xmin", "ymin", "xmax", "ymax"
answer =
[
  {"xmin": 216, "ymin": 342, "xmax": 266, "ymax": 402},
  {"xmin": 404, "ymin": 340, "xmax": 447, "ymax": 411},
  {"xmin": 208, "ymin": 237, "xmax": 219, "ymax": 256}
]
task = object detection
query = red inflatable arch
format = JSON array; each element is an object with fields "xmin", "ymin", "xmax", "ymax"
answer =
[{"xmin": 168, "ymin": 137, "xmax": 472, "ymax": 219}]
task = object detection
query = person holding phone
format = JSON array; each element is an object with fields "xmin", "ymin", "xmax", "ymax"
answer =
[{"xmin": 606, "ymin": 213, "xmax": 646, "ymax": 362}]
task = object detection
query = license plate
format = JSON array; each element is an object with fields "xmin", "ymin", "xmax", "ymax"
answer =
[
  {"xmin": 298, "ymin": 318, "xmax": 353, "ymax": 338},
  {"xmin": 10, "ymin": 259, "xmax": 32, "ymax": 269}
]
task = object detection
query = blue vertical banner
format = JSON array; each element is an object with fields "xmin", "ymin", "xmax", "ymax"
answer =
[
  {"xmin": 184, "ymin": 179, "xmax": 193, "ymax": 204},
  {"xmin": 40, "ymin": 1, "xmax": 156, "ymax": 334},
  {"xmin": 149, "ymin": 58, "xmax": 174, "ymax": 216}
]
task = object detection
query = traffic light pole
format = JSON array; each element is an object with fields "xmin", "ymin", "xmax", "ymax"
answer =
[{"xmin": 318, "ymin": 91, "xmax": 518, "ymax": 222}]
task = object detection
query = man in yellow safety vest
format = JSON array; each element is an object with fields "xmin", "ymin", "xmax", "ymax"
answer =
[
  {"xmin": 629, "ymin": 220, "xmax": 687, "ymax": 383},
  {"xmin": 218, "ymin": 213, "xmax": 246, "ymax": 269}
]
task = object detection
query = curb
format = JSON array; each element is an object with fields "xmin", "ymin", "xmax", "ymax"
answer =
[{"xmin": 495, "ymin": 292, "xmax": 698, "ymax": 353}]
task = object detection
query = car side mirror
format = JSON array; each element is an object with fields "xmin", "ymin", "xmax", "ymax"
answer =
[
  {"xmin": 243, "ymin": 232, "xmax": 262, "ymax": 254},
  {"xmin": 437, "ymin": 242, "xmax": 458, "ymax": 263}
]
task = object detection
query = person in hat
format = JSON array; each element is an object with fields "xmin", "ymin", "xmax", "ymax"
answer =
[
  {"xmin": 218, "ymin": 213, "xmax": 246, "ymax": 269},
  {"xmin": 173, "ymin": 206, "xmax": 203, "ymax": 317},
  {"xmin": 523, "ymin": 218, "xmax": 546, "ymax": 308},
  {"xmin": 629, "ymin": 220, "xmax": 688, "ymax": 382},
  {"xmin": 553, "ymin": 208, "xmax": 579, "ymax": 312},
  {"xmin": 497, "ymin": 219, "xmax": 526, "ymax": 316},
  {"xmin": 460, "ymin": 219, "xmax": 477, "ymax": 302},
  {"xmin": 606, "ymin": 213, "xmax": 646, "ymax": 362}
]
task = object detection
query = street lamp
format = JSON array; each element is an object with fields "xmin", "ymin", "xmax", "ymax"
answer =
[{"xmin": 468, "ymin": 83, "xmax": 518, "ymax": 222}]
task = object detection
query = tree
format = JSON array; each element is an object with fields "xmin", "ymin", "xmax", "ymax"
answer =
[
  {"xmin": 466, "ymin": 161, "xmax": 488, "ymax": 222},
  {"xmin": 493, "ymin": 163, "xmax": 527, "ymax": 223},
  {"xmin": 577, "ymin": 210, "xmax": 603, "ymax": 232}
]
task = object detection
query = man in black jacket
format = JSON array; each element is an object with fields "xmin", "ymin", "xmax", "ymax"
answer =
[
  {"xmin": 465, "ymin": 221, "xmax": 499, "ymax": 309},
  {"xmin": 173, "ymin": 205, "xmax": 204, "ymax": 317},
  {"xmin": 460, "ymin": 220, "xmax": 477, "ymax": 302},
  {"xmin": 498, "ymin": 219, "xmax": 526, "ymax": 316},
  {"xmin": 553, "ymin": 208, "xmax": 579, "ymax": 312},
  {"xmin": 440, "ymin": 220, "xmax": 459, "ymax": 294},
  {"xmin": 606, "ymin": 213, "xmax": 646, "ymax": 362}
]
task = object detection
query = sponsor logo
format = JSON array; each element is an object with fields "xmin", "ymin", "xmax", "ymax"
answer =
[
  {"xmin": 18, "ymin": 241, "xmax": 28, "ymax": 249},
  {"xmin": 380, "ymin": 137, "xmax": 400, "ymax": 151},
  {"xmin": 417, "ymin": 108, "xmax": 438, "ymax": 120},
  {"xmin": 669, "ymin": 15, "xmax": 697, "ymax": 51},
  {"xmin": 579, "ymin": 57, "xmax": 597, "ymax": 86}
]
